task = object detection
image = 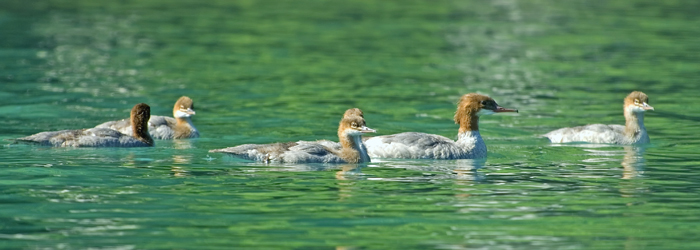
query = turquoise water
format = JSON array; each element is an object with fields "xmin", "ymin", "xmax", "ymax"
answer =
[{"xmin": 2, "ymin": 0, "xmax": 700, "ymax": 249}]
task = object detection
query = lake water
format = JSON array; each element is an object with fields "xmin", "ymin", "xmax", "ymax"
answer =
[{"xmin": 2, "ymin": 0, "xmax": 700, "ymax": 249}]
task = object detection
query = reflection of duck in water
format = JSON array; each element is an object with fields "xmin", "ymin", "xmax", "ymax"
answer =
[
  {"xmin": 96, "ymin": 96, "xmax": 199, "ymax": 139},
  {"xmin": 335, "ymin": 164, "xmax": 364, "ymax": 202},
  {"xmin": 335, "ymin": 164, "xmax": 364, "ymax": 181},
  {"xmin": 17, "ymin": 103, "xmax": 154, "ymax": 147},
  {"xmin": 545, "ymin": 91, "xmax": 654, "ymax": 144},
  {"xmin": 621, "ymin": 146, "xmax": 645, "ymax": 180},
  {"xmin": 453, "ymin": 159, "xmax": 486, "ymax": 182},
  {"xmin": 364, "ymin": 93, "xmax": 517, "ymax": 159},
  {"xmin": 209, "ymin": 109, "xmax": 375, "ymax": 163},
  {"xmin": 618, "ymin": 146, "xmax": 649, "ymax": 200}
]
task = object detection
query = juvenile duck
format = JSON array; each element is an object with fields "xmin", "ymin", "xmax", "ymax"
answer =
[
  {"xmin": 96, "ymin": 96, "xmax": 199, "ymax": 139},
  {"xmin": 210, "ymin": 110, "xmax": 375, "ymax": 163},
  {"xmin": 545, "ymin": 91, "xmax": 653, "ymax": 144}
]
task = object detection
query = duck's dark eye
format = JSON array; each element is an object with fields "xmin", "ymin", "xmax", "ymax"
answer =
[
  {"xmin": 351, "ymin": 122, "xmax": 358, "ymax": 128},
  {"xmin": 634, "ymin": 99, "xmax": 639, "ymax": 104}
]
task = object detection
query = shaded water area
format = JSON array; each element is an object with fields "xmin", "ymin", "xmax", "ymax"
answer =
[{"xmin": 2, "ymin": 0, "xmax": 700, "ymax": 249}]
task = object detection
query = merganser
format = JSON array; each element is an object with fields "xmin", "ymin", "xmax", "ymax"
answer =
[
  {"xmin": 17, "ymin": 103, "xmax": 154, "ymax": 147},
  {"xmin": 288, "ymin": 107, "xmax": 368, "ymax": 155},
  {"xmin": 544, "ymin": 91, "xmax": 653, "ymax": 144},
  {"xmin": 209, "ymin": 110, "xmax": 375, "ymax": 163},
  {"xmin": 281, "ymin": 108, "xmax": 367, "ymax": 152},
  {"xmin": 95, "ymin": 96, "xmax": 199, "ymax": 139},
  {"xmin": 364, "ymin": 93, "xmax": 517, "ymax": 159}
]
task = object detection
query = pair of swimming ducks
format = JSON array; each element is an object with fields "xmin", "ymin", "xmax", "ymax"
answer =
[
  {"xmin": 18, "ymin": 96, "xmax": 199, "ymax": 147},
  {"xmin": 18, "ymin": 91, "xmax": 654, "ymax": 164}
]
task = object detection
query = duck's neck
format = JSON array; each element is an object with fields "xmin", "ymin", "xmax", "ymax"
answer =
[
  {"xmin": 458, "ymin": 114, "xmax": 479, "ymax": 134},
  {"xmin": 624, "ymin": 110, "xmax": 648, "ymax": 143},
  {"xmin": 338, "ymin": 134, "xmax": 370, "ymax": 163},
  {"xmin": 174, "ymin": 117, "xmax": 196, "ymax": 138},
  {"xmin": 456, "ymin": 114, "xmax": 486, "ymax": 158},
  {"xmin": 132, "ymin": 120, "xmax": 154, "ymax": 146}
]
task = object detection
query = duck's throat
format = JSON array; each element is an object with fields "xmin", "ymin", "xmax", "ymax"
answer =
[
  {"xmin": 175, "ymin": 117, "xmax": 196, "ymax": 138},
  {"xmin": 352, "ymin": 135, "xmax": 370, "ymax": 163},
  {"xmin": 458, "ymin": 115, "xmax": 479, "ymax": 134},
  {"xmin": 339, "ymin": 135, "xmax": 369, "ymax": 163},
  {"xmin": 624, "ymin": 112, "xmax": 645, "ymax": 139}
]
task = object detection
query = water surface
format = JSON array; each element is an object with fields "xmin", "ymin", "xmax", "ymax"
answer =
[{"xmin": 2, "ymin": 0, "xmax": 700, "ymax": 249}]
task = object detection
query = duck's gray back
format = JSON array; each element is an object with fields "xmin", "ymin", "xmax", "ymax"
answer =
[
  {"xmin": 147, "ymin": 116, "xmax": 178, "ymax": 139},
  {"xmin": 95, "ymin": 115, "xmax": 177, "ymax": 139},
  {"xmin": 95, "ymin": 119, "xmax": 132, "ymax": 134},
  {"xmin": 544, "ymin": 124, "xmax": 627, "ymax": 144},
  {"xmin": 285, "ymin": 141, "xmax": 346, "ymax": 163},
  {"xmin": 365, "ymin": 132, "xmax": 466, "ymax": 159},
  {"xmin": 210, "ymin": 141, "xmax": 346, "ymax": 163},
  {"xmin": 18, "ymin": 128, "xmax": 149, "ymax": 147}
]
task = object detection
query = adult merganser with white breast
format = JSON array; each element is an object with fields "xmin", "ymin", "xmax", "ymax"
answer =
[
  {"xmin": 544, "ymin": 91, "xmax": 653, "ymax": 144},
  {"xmin": 95, "ymin": 96, "xmax": 199, "ymax": 139},
  {"xmin": 364, "ymin": 93, "xmax": 517, "ymax": 159},
  {"xmin": 17, "ymin": 103, "xmax": 154, "ymax": 147},
  {"xmin": 209, "ymin": 109, "xmax": 375, "ymax": 163}
]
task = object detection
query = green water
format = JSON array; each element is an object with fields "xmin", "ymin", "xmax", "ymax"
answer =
[{"xmin": 2, "ymin": 0, "xmax": 700, "ymax": 249}]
